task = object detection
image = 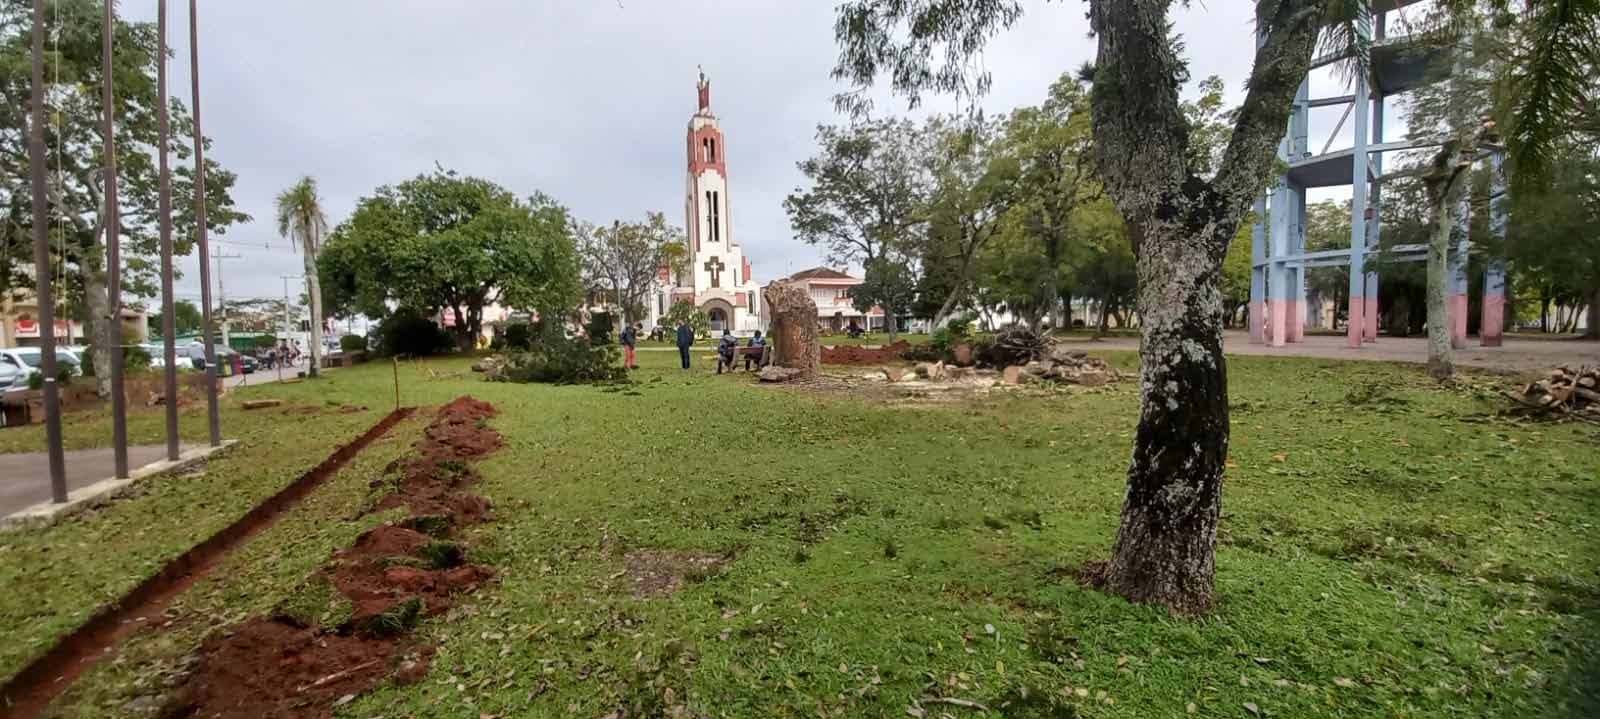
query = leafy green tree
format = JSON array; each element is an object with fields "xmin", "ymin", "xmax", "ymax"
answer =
[
  {"xmin": 1303, "ymin": 200, "xmax": 1352, "ymax": 329},
  {"xmin": 663, "ymin": 299, "xmax": 709, "ymax": 338},
  {"xmin": 785, "ymin": 120, "xmax": 929, "ymax": 341},
  {"xmin": 1000, "ymin": 74, "xmax": 1099, "ymax": 329},
  {"xmin": 148, "ymin": 299, "xmax": 202, "ymax": 337},
  {"xmin": 577, "ymin": 212, "xmax": 685, "ymax": 324},
  {"xmin": 276, "ymin": 177, "xmax": 329, "ymax": 376},
  {"xmin": 850, "ymin": 256, "xmax": 918, "ymax": 333},
  {"xmin": 921, "ymin": 116, "xmax": 1018, "ymax": 327},
  {"xmin": 1509, "ymin": 148, "xmax": 1599, "ymax": 338},
  {"xmin": 318, "ymin": 171, "xmax": 580, "ymax": 350},
  {"xmin": 0, "ymin": 0, "xmax": 248, "ymax": 393}
]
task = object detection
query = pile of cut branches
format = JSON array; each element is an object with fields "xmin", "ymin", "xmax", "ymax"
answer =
[{"xmin": 1503, "ymin": 366, "xmax": 1600, "ymax": 423}]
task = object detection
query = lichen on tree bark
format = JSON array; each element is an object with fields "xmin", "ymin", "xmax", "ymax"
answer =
[{"xmin": 1088, "ymin": 0, "xmax": 1328, "ymax": 614}]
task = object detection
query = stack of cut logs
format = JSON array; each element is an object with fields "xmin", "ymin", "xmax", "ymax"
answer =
[{"xmin": 1508, "ymin": 366, "xmax": 1600, "ymax": 420}]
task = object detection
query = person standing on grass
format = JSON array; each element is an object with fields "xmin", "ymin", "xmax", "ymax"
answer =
[
  {"xmin": 675, "ymin": 319, "xmax": 694, "ymax": 370},
  {"xmin": 620, "ymin": 322, "xmax": 639, "ymax": 370}
]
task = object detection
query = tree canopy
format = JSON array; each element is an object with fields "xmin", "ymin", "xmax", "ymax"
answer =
[{"xmin": 318, "ymin": 171, "xmax": 580, "ymax": 349}]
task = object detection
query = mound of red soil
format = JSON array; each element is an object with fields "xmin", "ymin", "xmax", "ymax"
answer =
[
  {"xmin": 421, "ymin": 396, "xmax": 502, "ymax": 460},
  {"xmin": 168, "ymin": 397, "xmax": 503, "ymax": 719},
  {"xmin": 820, "ymin": 341, "xmax": 911, "ymax": 365},
  {"xmin": 170, "ymin": 616, "xmax": 431, "ymax": 719},
  {"xmin": 328, "ymin": 526, "xmax": 494, "ymax": 619}
]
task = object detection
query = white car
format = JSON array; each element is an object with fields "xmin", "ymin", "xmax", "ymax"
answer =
[{"xmin": 0, "ymin": 347, "xmax": 84, "ymax": 391}]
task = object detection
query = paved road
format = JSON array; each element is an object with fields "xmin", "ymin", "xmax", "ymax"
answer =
[{"xmin": 0, "ymin": 444, "xmax": 194, "ymax": 516}]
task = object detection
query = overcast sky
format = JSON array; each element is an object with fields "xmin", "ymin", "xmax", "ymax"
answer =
[{"xmin": 121, "ymin": 1, "xmax": 1389, "ymax": 305}]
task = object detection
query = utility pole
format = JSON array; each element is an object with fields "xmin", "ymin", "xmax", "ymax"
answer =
[
  {"xmin": 156, "ymin": 0, "xmax": 179, "ymax": 462},
  {"xmin": 28, "ymin": 0, "xmax": 66, "ymax": 501},
  {"xmin": 211, "ymin": 253, "xmax": 241, "ymax": 347},
  {"xmin": 280, "ymin": 275, "xmax": 302, "ymax": 337},
  {"xmin": 190, "ymin": 0, "xmax": 220, "ymax": 447},
  {"xmin": 102, "ymin": 0, "xmax": 129, "ymax": 479}
]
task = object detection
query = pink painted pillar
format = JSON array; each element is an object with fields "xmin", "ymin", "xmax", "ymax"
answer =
[
  {"xmin": 1363, "ymin": 288, "xmax": 1378, "ymax": 342},
  {"xmin": 1346, "ymin": 293, "xmax": 1363, "ymax": 348},
  {"xmin": 1268, "ymin": 300, "xmax": 1287, "ymax": 348},
  {"xmin": 1287, "ymin": 294, "xmax": 1305, "ymax": 343}
]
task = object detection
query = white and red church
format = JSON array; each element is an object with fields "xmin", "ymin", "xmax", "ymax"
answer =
[{"xmin": 643, "ymin": 71, "xmax": 761, "ymax": 334}]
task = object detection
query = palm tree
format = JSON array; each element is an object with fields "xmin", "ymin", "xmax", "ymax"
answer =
[{"xmin": 276, "ymin": 177, "xmax": 329, "ymax": 377}]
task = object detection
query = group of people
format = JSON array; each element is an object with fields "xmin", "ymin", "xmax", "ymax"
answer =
[
  {"xmin": 260, "ymin": 340, "xmax": 302, "ymax": 370},
  {"xmin": 614, "ymin": 320, "xmax": 768, "ymax": 372}
]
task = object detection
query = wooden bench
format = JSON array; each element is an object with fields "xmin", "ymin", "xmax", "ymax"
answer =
[{"xmin": 721, "ymin": 346, "xmax": 767, "ymax": 371}]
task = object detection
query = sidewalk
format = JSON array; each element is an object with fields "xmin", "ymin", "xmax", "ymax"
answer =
[{"xmin": 0, "ymin": 445, "xmax": 187, "ymax": 517}]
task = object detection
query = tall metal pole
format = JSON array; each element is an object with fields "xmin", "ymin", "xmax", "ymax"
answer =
[
  {"xmin": 156, "ymin": 0, "xmax": 180, "ymax": 461},
  {"xmin": 189, "ymin": 0, "xmax": 220, "ymax": 446},
  {"xmin": 102, "ymin": 0, "xmax": 129, "ymax": 478},
  {"xmin": 29, "ymin": 0, "xmax": 67, "ymax": 502}
]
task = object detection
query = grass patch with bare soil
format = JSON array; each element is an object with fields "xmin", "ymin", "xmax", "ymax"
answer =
[{"xmin": 5, "ymin": 350, "xmax": 1596, "ymax": 718}]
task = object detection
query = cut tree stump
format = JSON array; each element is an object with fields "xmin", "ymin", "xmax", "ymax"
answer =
[{"xmin": 761, "ymin": 281, "xmax": 820, "ymax": 381}]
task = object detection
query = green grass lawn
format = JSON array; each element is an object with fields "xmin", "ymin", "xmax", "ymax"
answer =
[{"xmin": 5, "ymin": 349, "xmax": 1597, "ymax": 718}]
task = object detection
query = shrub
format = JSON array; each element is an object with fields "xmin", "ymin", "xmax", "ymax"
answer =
[
  {"xmin": 80, "ymin": 341, "xmax": 150, "ymax": 376},
  {"xmin": 502, "ymin": 322, "xmax": 532, "ymax": 350},
  {"xmin": 928, "ymin": 312, "xmax": 978, "ymax": 363},
  {"xmin": 339, "ymin": 334, "xmax": 367, "ymax": 353},
  {"xmin": 495, "ymin": 322, "xmax": 628, "ymax": 385},
  {"xmin": 371, "ymin": 308, "xmax": 454, "ymax": 357}
]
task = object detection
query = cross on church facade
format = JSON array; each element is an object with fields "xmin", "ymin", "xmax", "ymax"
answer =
[{"xmin": 704, "ymin": 257, "xmax": 725, "ymax": 288}]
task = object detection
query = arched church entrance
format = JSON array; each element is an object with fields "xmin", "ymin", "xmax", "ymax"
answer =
[{"xmin": 702, "ymin": 299, "xmax": 735, "ymax": 333}]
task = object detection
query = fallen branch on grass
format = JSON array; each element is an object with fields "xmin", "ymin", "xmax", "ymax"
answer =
[
  {"xmin": 296, "ymin": 659, "xmax": 380, "ymax": 692},
  {"xmin": 919, "ymin": 696, "xmax": 991, "ymax": 712}
]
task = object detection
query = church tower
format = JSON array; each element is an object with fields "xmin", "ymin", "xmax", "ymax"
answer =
[{"xmin": 677, "ymin": 69, "xmax": 757, "ymax": 333}]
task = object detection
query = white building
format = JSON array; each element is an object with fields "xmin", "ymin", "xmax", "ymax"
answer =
[{"xmin": 767, "ymin": 267, "xmax": 887, "ymax": 333}]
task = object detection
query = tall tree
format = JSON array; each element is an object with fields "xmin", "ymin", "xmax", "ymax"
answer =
[
  {"xmin": 148, "ymin": 298, "xmax": 201, "ymax": 336},
  {"xmin": 577, "ymin": 212, "xmax": 685, "ymax": 325},
  {"xmin": 0, "ymin": 0, "xmax": 247, "ymax": 394},
  {"xmin": 276, "ymin": 176, "xmax": 328, "ymax": 376},
  {"xmin": 784, "ymin": 120, "xmax": 928, "ymax": 342},
  {"xmin": 318, "ymin": 171, "xmax": 580, "ymax": 350},
  {"xmin": 1003, "ymin": 74, "xmax": 1099, "ymax": 329},
  {"xmin": 921, "ymin": 116, "xmax": 1018, "ymax": 327},
  {"xmin": 834, "ymin": 0, "xmax": 1353, "ymax": 613}
]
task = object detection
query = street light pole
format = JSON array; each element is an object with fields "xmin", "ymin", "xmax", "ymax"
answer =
[
  {"xmin": 102, "ymin": 0, "xmax": 129, "ymax": 478},
  {"xmin": 189, "ymin": 0, "xmax": 220, "ymax": 447},
  {"xmin": 28, "ymin": 0, "xmax": 66, "ymax": 502},
  {"xmin": 156, "ymin": 0, "xmax": 180, "ymax": 461}
]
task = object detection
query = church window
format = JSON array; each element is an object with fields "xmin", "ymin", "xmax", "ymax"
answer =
[{"xmin": 709, "ymin": 138, "xmax": 717, "ymax": 162}]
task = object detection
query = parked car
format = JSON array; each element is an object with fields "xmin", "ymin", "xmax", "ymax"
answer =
[{"xmin": 0, "ymin": 347, "xmax": 84, "ymax": 390}]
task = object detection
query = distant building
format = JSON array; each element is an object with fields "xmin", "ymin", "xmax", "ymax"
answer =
[
  {"xmin": 1, "ymin": 288, "xmax": 144, "ymax": 348},
  {"xmin": 769, "ymin": 267, "xmax": 886, "ymax": 333}
]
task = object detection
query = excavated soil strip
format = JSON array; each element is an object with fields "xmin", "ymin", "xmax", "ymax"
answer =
[
  {"xmin": 0, "ymin": 407, "xmax": 417, "ymax": 719},
  {"xmin": 166, "ymin": 397, "xmax": 503, "ymax": 719}
]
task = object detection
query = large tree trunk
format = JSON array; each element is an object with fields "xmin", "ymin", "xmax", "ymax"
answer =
[
  {"xmin": 82, "ymin": 266, "xmax": 113, "ymax": 398},
  {"xmin": 1085, "ymin": 0, "xmax": 1326, "ymax": 615},
  {"xmin": 762, "ymin": 281, "xmax": 820, "ymax": 377},
  {"xmin": 1424, "ymin": 201, "xmax": 1453, "ymax": 379},
  {"xmin": 1101, "ymin": 221, "xmax": 1229, "ymax": 616},
  {"xmin": 304, "ymin": 251, "xmax": 323, "ymax": 376},
  {"xmin": 1587, "ymin": 288, "xmax": 1599, "ymax": 339}
]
